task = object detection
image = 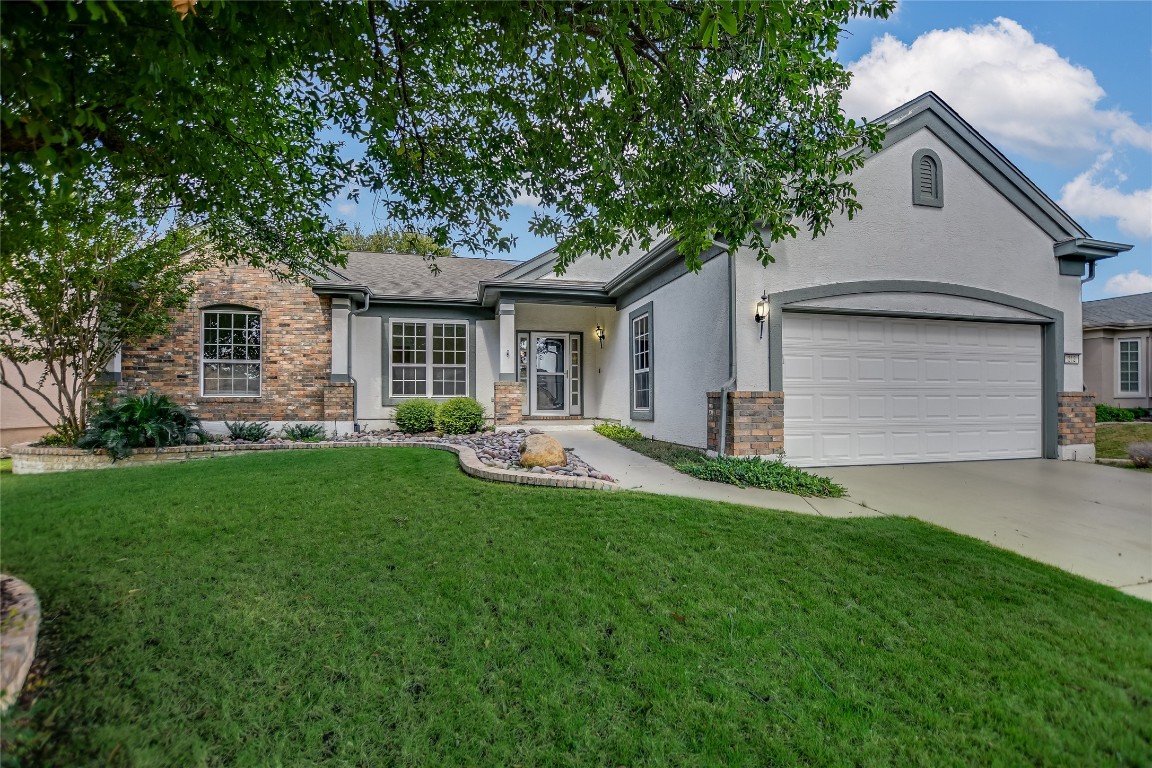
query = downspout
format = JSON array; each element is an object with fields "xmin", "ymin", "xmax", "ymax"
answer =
[
  {"xmin": 717, "ymin": 241, "xmax": 736, "ymax": 456},
  {"xmin": 347, "ymin": 289, "xmax": 371, "ymax": 433},
  {"xmin": 1081, "ymin": 260, "xmax": 1096, "ymax": 284}
]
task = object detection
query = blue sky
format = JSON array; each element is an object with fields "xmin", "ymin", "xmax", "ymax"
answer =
[{"xmin": 332, "ymin": 1, "xmax": 1151, "ymax": 299}]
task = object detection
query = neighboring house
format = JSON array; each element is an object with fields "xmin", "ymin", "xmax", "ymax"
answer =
[
  {"xmin": 0, "ymin": 360, "xmax": 55, "ymax": 447},
  {"xmin": 116, "ymin": 93, "xmax": 1131, "ymax": 467},
  {"xmin": 1082, "ymin": 292, "xmax": 1152, "ymax": 409}
]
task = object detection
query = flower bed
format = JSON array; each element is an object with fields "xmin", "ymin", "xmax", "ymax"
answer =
[{"xmin": 8, "ymin": 432, "xmax": 617, "ymax": 490}]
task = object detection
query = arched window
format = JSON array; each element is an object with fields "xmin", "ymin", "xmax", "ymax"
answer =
[
  {"xmin": 201, "ymin": 306, "xmax": 261, "ymax": 396},
  {"xmin": 912, "ymin": 149, "xmax": 943, "ymax": 208}
]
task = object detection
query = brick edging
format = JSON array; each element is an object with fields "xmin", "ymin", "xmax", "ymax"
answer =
[
  {"xmin": 8, "ymin": 441, "xmax": 619, "ymax": 491},
  {"xmin": 0, "ymin": 574, "xmax": 40, "ymax": 714}
]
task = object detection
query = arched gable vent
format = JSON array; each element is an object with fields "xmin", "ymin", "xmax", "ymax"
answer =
[{"xmin": 912, "ymin": 148, "xmax": 943, "ymax": 208}]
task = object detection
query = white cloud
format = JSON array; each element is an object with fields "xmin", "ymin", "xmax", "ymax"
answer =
[
  {"xmin": 513, "ymin": 192, "xmax": 543, "ymax": 208},
  {"xmin": 335, "ymin": 201, "xmax": 359, "ymax": 217},
  {"xmin": 843, "ymin": 17, "xmax": 1152, "ymax": 163},
  {"xmin": 1059, "ymin": 153, "xmax": 1152, "ymax": 240},
  {"xmin": 1103, "ymin": 270, "xmax": 1152, "ymax": 296}
]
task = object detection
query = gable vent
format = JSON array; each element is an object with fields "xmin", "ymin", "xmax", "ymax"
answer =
[
  {"xmin": 919, "ymin": 157, "xmax": 936, "ymax": 196},
  {"xmin": 912, "ymin": 148, "xmax": 943, "ymax": 208}
]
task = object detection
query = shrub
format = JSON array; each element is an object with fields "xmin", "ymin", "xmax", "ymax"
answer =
[
  {"xmin": 434, "ymin": 397, "xmax": 486, "ymax": 435},
  {"xmin": 675, "ymin": 454, "xmax": 846, "ymax": 498},
  {"xmin": 1096, "ymin": 404, "xmax": 1135, "ymax": 423},
  {"xmin": 281, "ymin": 423, "xmax": 327, "ymax": 442},
  {"xmin": 1129, "ymin": 442, "xmax": 1152, "ymax": 469},
  {"xmin": 225, "ymin": 421, "xmax": 272, "ymax": 441},
  {"xmin": 77, "ymin": 392, "xmax": 203, "ymax": 460},
  {"xmin": 593, "ymin": 422, "xmax": 644, "ymax": 441},
  {"xmin": 394, "ymin": 398, "xmax": 438, "ymax": 433},
  {"xmin": 35, "ymin": 429, "xmax": 75, "ymax": 447}
]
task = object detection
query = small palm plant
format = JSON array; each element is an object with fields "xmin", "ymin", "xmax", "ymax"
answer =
[{"xmin": 77, "ymin": 392, "xmax": 203, "ymax": 460}]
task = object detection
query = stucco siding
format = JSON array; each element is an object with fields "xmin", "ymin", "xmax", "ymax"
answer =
[
  {"xmin": 734, "ymin": 127, "xmax": 1082, "ymax": 390},
  {"xmin": 612, "ymin": 255, "xmax": 730, "ymax": 447},
  {"xmin": 539, "ymin": 237, "xmax": 654, "ymax": 282}
]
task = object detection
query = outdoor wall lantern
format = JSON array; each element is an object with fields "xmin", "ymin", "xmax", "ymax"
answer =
[
  {"xmin": 754, "ymin": 292, "xmax": 769, "ymax": 339},
  {"xmin": 594, "ymin": 325, "xmax": 606, "ymax": 348}
]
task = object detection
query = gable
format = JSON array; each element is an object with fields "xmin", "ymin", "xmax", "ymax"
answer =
[{"xmin": 872, "ymin": 92, "xmax": 1088, "ymax": 242}]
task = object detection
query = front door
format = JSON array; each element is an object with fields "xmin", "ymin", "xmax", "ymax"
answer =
[{"xmin": 531, "ymin": 333, "xmax": 568, "ymax": 415}]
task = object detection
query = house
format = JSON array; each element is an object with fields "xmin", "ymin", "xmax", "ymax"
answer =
[
  {"xmin": 1082, "ymin": 292, "xmax": 1152, "ymax": 409},
  {"xmin": 0, "ymin": 360, "xmax": 55, "ymax": 448},
  {"xmin": 114, "ymin": 92, "xmax": 1132, "ymax": 467}
]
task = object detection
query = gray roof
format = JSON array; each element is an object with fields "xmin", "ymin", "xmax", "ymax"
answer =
[
  {"xmin": 1083, "ymin": 292, "xmax": 1152, "ymax": 328},
  {"xmin": 323, "ymin": 252, "xmax": 519, "ymax": 300}
]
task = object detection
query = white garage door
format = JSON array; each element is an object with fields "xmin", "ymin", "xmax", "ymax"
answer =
[{"xmin": 783, "ymin": 313, "xmax": 1043, "ymax": 466}]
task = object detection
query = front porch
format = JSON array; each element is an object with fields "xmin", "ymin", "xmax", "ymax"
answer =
[{"xmin": 490, "ymin": 299, "xmax": 619, "ymax": 425}]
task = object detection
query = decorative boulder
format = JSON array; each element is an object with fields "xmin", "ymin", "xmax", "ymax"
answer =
[{"xmin": 519, "ymin": 434, "xmax": 566, "ymax": 468}]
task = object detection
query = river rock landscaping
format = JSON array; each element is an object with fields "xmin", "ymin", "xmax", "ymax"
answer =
[
  {"xmin": 214, "ymin": 428, "xmax": 615, "ymax": 482},
  {"xmin": 383, "ymin": 428, "xmax": 615, "ymax": 482}
]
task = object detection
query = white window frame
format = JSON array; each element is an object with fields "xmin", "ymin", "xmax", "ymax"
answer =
[
  {"xmin": 1117, "ymin": 338, "xmax": 1142, "ymax": 396},
  {"xmin": 388, "ymin": 319, "xmax": 469, "ymax": 399},
  {"xmin": 201, "ymin": 308, "xmax": 262, "ymax": 397}
]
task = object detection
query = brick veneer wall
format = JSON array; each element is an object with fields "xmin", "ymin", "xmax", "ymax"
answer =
[
  {"xmin": 1057, "ymin": 391, "xmax": 1095, "ymax": 446},
  {"xmin": 706, "ymin": 391, "xmax": 784, "ymax": 456},
  {"xmin": 119, "ymin": 263, "xmax": 349, "ymax": 422},
  {"xmin": 493, "ymin": 381, "xmax": 525, "ymax": 425}
]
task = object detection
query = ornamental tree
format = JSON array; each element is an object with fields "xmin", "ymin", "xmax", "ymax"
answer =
[
  {"xmin": 338, "ymin": 226, "xmax": 455, "ymax": 259},
  {"xmin": 1, "ymin": 0, "xmax": 892, "ymax": 275},
  {"xmin": 0, "ymin": 181, "xmax": 209, "ymax": 443}
]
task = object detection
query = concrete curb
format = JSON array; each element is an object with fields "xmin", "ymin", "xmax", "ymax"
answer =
[
  {"xmin": 8, "ymin": 441, "xmax": 619, "ymax": 491},
  {"xmin": 0, "ymin": 574, "xmax": 40, "ymax": 714},
  {"xmin": 1096, "ymin": 457, "xmax": 1137, "ymax": 467}
]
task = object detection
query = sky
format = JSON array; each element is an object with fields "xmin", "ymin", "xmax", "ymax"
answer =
[{"xmin": 332, "ymin": 1, "xmax": 1152, "ymax": 300}]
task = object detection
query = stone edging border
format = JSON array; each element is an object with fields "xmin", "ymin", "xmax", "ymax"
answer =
[
  {"xmin": 9, "ymin": 441, "xmax": 619, "ymax": 491},
  {"xmin": 1, "ymin": 574, "xmax": 40, "ymax": 714}
]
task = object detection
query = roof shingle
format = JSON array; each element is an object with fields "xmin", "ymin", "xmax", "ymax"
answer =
[
  {"xmin": 1083, "ymin": 292, "xmax": 1152, "ymax": 328},
  {"xmin": 322, "ymin": 252, "xmax": 519, "ymax": 300}
]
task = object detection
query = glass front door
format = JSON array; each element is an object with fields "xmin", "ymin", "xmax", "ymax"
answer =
[{"xmin": 531, "ymin": 334, "xmax": 567, "ymax": 414}]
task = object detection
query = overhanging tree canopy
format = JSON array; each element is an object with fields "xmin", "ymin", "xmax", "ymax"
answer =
[{"xmin": 1, "ymin": 0, "xmax": 892, "ymax": 275}]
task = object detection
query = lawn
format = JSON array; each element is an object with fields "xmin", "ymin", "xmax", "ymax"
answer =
[
  {"xmin": 1096, "ymin": 422, "xmax": 1152, "ymax": 459},
  {"xmin": 2, "ymin": 449, "xmax": 1150, "ymax": 766}
]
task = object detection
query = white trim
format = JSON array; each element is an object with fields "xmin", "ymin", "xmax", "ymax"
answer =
[
  {"xmin": 632, "ymin": 313, "xmax": 652, "ymax": 412},
  {"xmin": 1117, "ymin": 337, "xmax": 1143, "ymax": 397},
  {"xmin": 201, "ymin": 309, "xmax": 262, "ymax": 398},
  {"xmin": 387, "ymin": 318, "xmax": 470, "ymax": 399}
]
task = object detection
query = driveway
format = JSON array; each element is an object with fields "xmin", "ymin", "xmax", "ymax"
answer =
[
  {"xmin": 557, "ymin": 432, "xmax": 1152, "ymax": 600},
  {"xmin": 822, "ymin": 460, "xmax": 1152, "ymax": 600}
]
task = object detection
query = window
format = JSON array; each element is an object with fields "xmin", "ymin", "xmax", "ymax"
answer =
[
  {"xmin": 629, "ymin": 303, "xmax": 653, "ymax": 420},
  {"xmin": 1119, "ymin": 339, "xmax": 1141, "ymax": 394},
  {"xmin": 390, "ymin": 321, "xmax": 468, "ymax": 397},
  {"xmin": 202, "ymin": 309, "xmax": 261, "ymax": 396},
  {"xmin": 912, "ymin": 148, "xmax": 943, "ymax": 208}
]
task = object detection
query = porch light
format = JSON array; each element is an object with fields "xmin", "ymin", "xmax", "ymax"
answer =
[
  {"xmin": 754, "ymin": 292, "xmax": 769, "ymax": 339},
  {"xmin": 594, "ymin": 325, "xmax": 606, "ymax": 348}
]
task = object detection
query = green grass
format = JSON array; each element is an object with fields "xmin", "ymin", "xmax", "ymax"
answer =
[
  {"xmin": 2, "ymin": 450, "xmax": 1150, "ymax": 766},
  {"xmin": 0, "ymin": 457, "xmax": 10, "ymax": 474},
  {"xmin": 1096, "ymin": 422, "xmax": 1152, "ymax": 459}
]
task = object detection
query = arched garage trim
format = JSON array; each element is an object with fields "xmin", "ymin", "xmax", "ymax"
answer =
[{"xmin": 766, "ymin": 281, "xmax": 1064, "ymax": 459}]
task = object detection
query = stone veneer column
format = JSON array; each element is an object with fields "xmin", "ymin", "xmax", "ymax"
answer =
[
  {"xmin": 323, "ymin": 383, "xmax": 354, "ymax": 422},
  {"xmin": 1057, "ymin": 391, "xmax": 1096, "ymax": 462},
  {"xmin": 707, "ymin": 391, "xmax": 784, "ymax": 456},
  {"xmin": 493, "ymin": 381, "xmax": 525, "ymax": 425}
]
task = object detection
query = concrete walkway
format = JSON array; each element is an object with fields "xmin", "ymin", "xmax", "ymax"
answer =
[
  {"xmin": 554, "ymin": 430, "xmax": 879, "ymax": 518},
  {"xmin": 552, "ymin": 430, "xmax": 1152, "ymax": 600}
]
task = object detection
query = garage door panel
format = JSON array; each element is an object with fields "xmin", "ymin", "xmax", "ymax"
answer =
[{"xmin": 783, "ymin": 313, "xmax": 1043, "ymax": 466}]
